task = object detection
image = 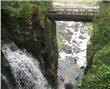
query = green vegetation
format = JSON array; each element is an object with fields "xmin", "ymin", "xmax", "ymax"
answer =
[
  {"xmin": 1, "ymin": 1, "xmax": 33, "ymax": 32},
  {"xmin": 81, "ymin": 45, "xmax": 110, "ymax": 89},
  {"xmin": 1, "ymin": 1, "xmax": 52, "ymax": 28},
  {"xmin": 37, "ymin": 2, "xmax": 52, "ymax": 28},
  {"xmin": 80, "ymin": 1, "xmax": 110, "ymax": 89},
  {"xmin": 1, "ymin": 1, "xmax": 52, "ymax": 40},
  {"xmin": 2, "ymin": 1, "xmax": 58, "ymax": 88},
  {"xmin": 1, "ymin": 2, "xmax": 32, "ymax": 18},
  {"xmin": 57, "ymin": 35, "xmax": 65, "ymax": 48},
  {"xmin": 57, "ymin": 35, "xmax": 70, "ymax": 50}
]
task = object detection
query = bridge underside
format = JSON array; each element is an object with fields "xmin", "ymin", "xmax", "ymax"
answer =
[
  {"xmin": 47, "ymin": 8, "xmax": 100, "ymax": 22},
  {"xmin": 47, "ymin": 15, "xmax": 94, "ymax": 22}
]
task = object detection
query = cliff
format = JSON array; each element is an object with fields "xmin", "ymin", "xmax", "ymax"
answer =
[{"xmin": 1, "ymin": 1, "xmax": 58, "ymax": 88}]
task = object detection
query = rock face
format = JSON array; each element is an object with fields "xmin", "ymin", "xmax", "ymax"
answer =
[
  {"xmin": 56, "ymin": 21, "xmax": 90, "ymax": 89},
  {"xmin": 1, "ymin": 9, "xmax": 58, "ymax": 88}
]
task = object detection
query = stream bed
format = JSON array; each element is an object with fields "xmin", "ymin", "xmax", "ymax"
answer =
[{"xmin": 56, "ymin": 21, "xmax": 90, "ymax": 89}]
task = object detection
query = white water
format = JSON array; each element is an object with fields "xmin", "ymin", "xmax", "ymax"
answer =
[
  {"xmin": 1, "ymin": 21, "xmax": 91, "ymax": 89},
  {"xmin": 56, "ymin": 21, "xmax": 90, "ymax": 89},
  {"xmin": 1, "ymin": 42, "xmax": 51, "ymax": 89}
]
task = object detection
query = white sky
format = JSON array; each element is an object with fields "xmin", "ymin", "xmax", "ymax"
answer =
[
  {"xmin": 52, "ymin": 0, "xmax": 102, "ymax": 5},
  {"xmin": 52, "ymin": 0, "xmax": 102, "ymax": 7},
  {"xmin": 53, "ymin": 0, "xmax": 101, "ymax": 2}
]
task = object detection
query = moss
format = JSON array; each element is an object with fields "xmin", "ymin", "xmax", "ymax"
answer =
[
  {"xmin": 49, "ymin": 64, "xmax": 57, "ymax": 79},
  {"xmin": 57, "ymin": 35, "xmax": 70, "ymax": 50},
  {"xmin": 1, "ymin": 1, "xmax": 58, "ymax": 88}
]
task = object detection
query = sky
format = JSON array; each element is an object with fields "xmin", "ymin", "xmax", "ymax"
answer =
[
  {"xmin": 52, "ymin": 0, "xmax": 103, "ymax": 7},
  {"xmin": 53, "ymin": 0, "xmax": 101, "ymax": 2}
]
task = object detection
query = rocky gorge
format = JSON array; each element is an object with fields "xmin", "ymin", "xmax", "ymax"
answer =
[
  {"xmin": 56, "ymin": 21, "xmax": 91, "ymax": 89},
  {"xmin": 2, "ymin": 1, "xmax": 110, "ymax": 89}
]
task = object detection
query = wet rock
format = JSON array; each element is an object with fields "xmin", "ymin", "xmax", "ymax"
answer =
[
  {"xmin": 74, "ymin": 28, "xmax": 78, "ymax": 32},
  {"xmin": 59, "ymin": 76, "xmax": 64, "ymax": 82},
  {"xmin": 72, "ymin": 39, "xmax": 77, "ymax": 43},
  {"xmin": 80, "ymin": 66, "xmax": 85, "ymax": 69},
  {"xmin": 75, "ymin": 76, "xmax": 79, "ymax": 80},
  {"xmin": 65, "ymin": 83, "xmax": 73, "ymax": 89},
  {"xmin": 67, "ymin": 30, "xmax": 73, "ymax": 36},
  {"xmin": 79, "ymin": 35, "xmax": 87, "ymax": 40},
  {"xmin": 58, "ymin": 54, "xmax": 61, "ymax": 58},
  {"xmin": 79, "ymin": 41, "xmax": 83, "ymax": 44},
  {"xmin": 73, "ymin": 57, "xmax": 78, "ymax": 63},
  {"xmin": 67, "ymin": 25, "xmax": 73, "ymax": 28},
  {"xmin": 65, "ymin": 48, "xmax": 72, "ymax": 54},
  {"xmin": 73, "ymin": 46, "xmax": 80, "ymax": 53},
  {"xmin": 74, "ymin": 24, "xmax": 79, "ymax": 29},
  {"xmin": 80, "ymin": 29, "xmax": 86, "ymax": 34},
  {"xmin": 68, "ymin": 59, "xmax": 76, "ymax": 65},
  {"xmin": 65, "ymin": 36, "xmax": 72, "ymax": 41},
  {"xmin": 74, "ymin": 59, "xmax": 77, "ymax": 64}
]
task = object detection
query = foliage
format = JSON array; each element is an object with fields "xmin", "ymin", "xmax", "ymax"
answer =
[
  {"xmin": 1, "ymin": 1, "xmax": 52, "ymax": 29},
  {"xmin": 37, "ymin": 1, "xmax": 52, "ymax": 28},
  {"xmin": 1, "ymin": 1, "xmax": 35, "ymax": 35},
  {"xmin": 1, "ymin": 1, "xmax": 32, "ymax": 18},
  {"xmin": 81, "ymin": 1, "xmax": 110, "ymax": 89},
  {"xmin": 57, "ymin": 35, "xmax": 70, "ymax": 50},
  {"xmin": 81, "ymin": 45, "xmax": 110, "ymax": 89},
  {"xmin": 91, "ymin": 2, "xmax": 110, "ymax": 46}
]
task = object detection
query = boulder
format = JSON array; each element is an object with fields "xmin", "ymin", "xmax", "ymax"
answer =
[
  {"xmin": 73, "ymin": 46, "xmax": 80, "ymax": 53},
  {"xmin": 79, "ymin": 35, "xmax": 87, "ymax": 40},
  {"xmin": 80, "ymin": 29, "xmax": 86, "ymax": 34}
]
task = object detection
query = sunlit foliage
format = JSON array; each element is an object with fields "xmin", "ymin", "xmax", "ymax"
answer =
[{"xmin": 81, "ymin": 1, "xmax": 110, "ymax": 89}]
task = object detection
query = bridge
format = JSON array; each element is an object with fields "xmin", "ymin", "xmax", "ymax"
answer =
[{"xmin": 47, "ymin": 8, "xmax": 100, "ymax": 22}]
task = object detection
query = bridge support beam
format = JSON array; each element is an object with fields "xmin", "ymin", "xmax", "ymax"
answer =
[{"xmin": 44, "ymin": 18, "xmax": 58, "ymax": 89}]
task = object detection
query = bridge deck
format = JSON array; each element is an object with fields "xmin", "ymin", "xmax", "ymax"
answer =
[{"xmin": 47, "ymin": 8, "xmax": 100, "ymax": 22}]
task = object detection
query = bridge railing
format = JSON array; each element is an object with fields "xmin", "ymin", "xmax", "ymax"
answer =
[{"xmin": 47, "ymin": 8, "xmax": 100, "ymax": 17}]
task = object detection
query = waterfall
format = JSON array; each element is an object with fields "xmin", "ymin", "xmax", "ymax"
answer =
[
  {"xmin": 1, "ymin": 42, "xmax": 51, "ymax": 89},
  {"xmin": 56, "ymin": 21, "xmax": 90, "ymax": 89}
]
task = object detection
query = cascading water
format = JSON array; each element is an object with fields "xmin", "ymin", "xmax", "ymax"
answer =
[
  {"xmin": 56, "ymin": 21, "xmax": 91, "ymax": 89},
  {"xmin": 1, "ymin": 42, "xmax": 51, "ymax": 89}
]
